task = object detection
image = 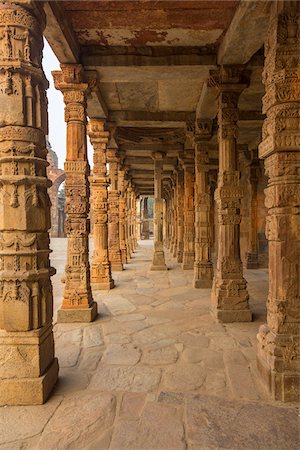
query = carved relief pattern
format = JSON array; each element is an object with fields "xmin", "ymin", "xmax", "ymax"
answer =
[
  {"xmin": 257, "ymin": 2, "xmax": 300, "ymax": 400},
  {"xmin": 88, "ymin": 119, "xmax": 113, "ymax": 287},
  {"xmin": 210, "ymin": 67, "xmax": 251, "ymax": 319},
  {"xmin": 0, "ymin": 3, "xmax": 55, "ymax": 333},
  {"xmin": 53, "ymin": 64, "xmax": 93, "ymax": 309}
]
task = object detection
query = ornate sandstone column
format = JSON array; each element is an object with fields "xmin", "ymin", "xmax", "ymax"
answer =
[
  {"xmin": 209, "ymin": 66, "xmax": 251, "ymax": 323},
  {"xmin": 0, "ymin": 1, "xmax": 58, "ymax": 405},
  {"xmin": 245, "ymin": 150, "xmax": 260, "ymax": 269},
  {"xmin": 194, "ymin": 121, "xmax": 214, "ymax": 288},
  {"xmin": 118, "ymin": 166, "xmax": 128, "ymax": 263},
  {"xmin": 151, "ymin": 152, "xmax": 167, "ymax": 270},
  {"xmin": 172, "ymin": 175, "xmax": 178, "ymax": 257},
  {"xmin": 176, "ymin": 168, "xmax": 184, "ymax": 263},
  {"xmin": 107, "ymin": 148, "xmax": 123, "ymax": 271},
  {"xmin": 257, "ymin": 1, "xmax": 300, "ymax": 402},
  {"xmin": 180, "ymin": 150, "xmax": 195, "ymax": 270},
  {"xmin": 88, "ymin": 119, "xmax": 114, "ymax": 289},
  {"xmin": 53, "ymin": 65, "xmax": 97, "ymax": 323},
  {"xmin": 141, "ymin": 197, "xmax": 150, "ymax": 240}
]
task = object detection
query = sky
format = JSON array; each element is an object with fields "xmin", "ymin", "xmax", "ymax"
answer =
[{"xmin": 43, "ymin": 39, "xmax": 93, "ymax": 169}]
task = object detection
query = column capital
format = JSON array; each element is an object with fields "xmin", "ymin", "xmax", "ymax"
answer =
[
  {"xmin": 87, "ymin": 118, "xmax": 109, "ymax": 145},
  {"xmin": 52, "ymin": 64, "xmax": 88, "ymax": 94},
  {"xmin": 151, "ymin": 151, "xmax": 166, "ymax": 161},
  {"xmin": 208, "ymin": 65, "xmax": 250, "ymax": 93},
  {"xmin": 195, "ymin": 119, "xmax": 213, "ymax": 142}
]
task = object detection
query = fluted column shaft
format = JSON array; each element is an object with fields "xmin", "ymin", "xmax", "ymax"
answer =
[
  {"xmin": 88, "ymin": 119, "xmax": 114, "ymax": 289},
  {"xmin": 0, "ymin": 1, "xmax": 58, "ymax": 405}
]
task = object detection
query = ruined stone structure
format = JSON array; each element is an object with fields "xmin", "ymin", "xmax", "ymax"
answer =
[
  {"xmin": 0, "ymin": 0, "xmax": 299, "ymax": 408},
  {"xmin": 46, "ymin": 139, "xmax": 66, "ymax": 237}
]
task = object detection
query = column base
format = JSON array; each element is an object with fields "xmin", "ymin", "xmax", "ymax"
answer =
[
  {"xmin": 57, "ymin": 301, "xmax": 98, "ymax": 323},
  {"xmin": 111, "ymin": 263, "xmax": 124, "ymax": 271},
  {"xmin": 150, "ymin": 264, "xmax": 168, "ymax": 271},
  {"xmin": 256, "ymin": 325, "xmax": 300, "ymax": 402},
  {"xmin": 182, "ymin": 253, "xmax": 195, "ymax": 270},
  {"xmin": 211, "ymin": 307, "xmax": 252, "ymax": 323},
  {"xmin": 0, "ymin": 358, "xmax": 59, "ymax": 406},
  {"xmin": 182, "ymin": 263, "xmax": 194, "ymax": 270},
  {"xmin": 92, "ymin": 280, "xmax": 115, "ymax": 290},
  {"xmin": 194, "ymin": 278, "xmax": 213, "ymax": 288},
  {"xmin": 177, "ymin": 251, "xmax": 183, "ymax": 263}
]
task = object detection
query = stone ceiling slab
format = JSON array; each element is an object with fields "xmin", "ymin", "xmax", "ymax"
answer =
[
  {"xmin": 158, "ymin": 80, "xmax": 203, "ymax": 111},
  {"xmin": 117, "ymin": 82, "xmax": 158, "ymax": 112}
]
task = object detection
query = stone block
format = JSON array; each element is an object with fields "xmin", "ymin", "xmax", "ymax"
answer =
[
  {"xmin": 57, "ymin": 302, "xmax": 98, "ymax": 323},
  {"xmin": 0, "ymin": 358, "xmax": 58, "ymax": 406},
  {"xmin": 212, "ymin": 308, "xmax": 252, "ymax": 323},
  {"xmin": 91, "ymin": 280, "xmax": 115, "ymax": 290}
]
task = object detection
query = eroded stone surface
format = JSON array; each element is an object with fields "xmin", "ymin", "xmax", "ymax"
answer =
[
  {"xmin": 186, "ymin": 394, "xmax": 300, "ymax": 450},
  {"xmin": 37, "ymin": 393, "xmax": 116, "ymax": 450}
]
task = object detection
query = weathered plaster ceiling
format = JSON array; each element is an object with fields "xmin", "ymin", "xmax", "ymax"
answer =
[{"xmin": 62, "ymin": 1, "xmax": 239, "ymax": 47}]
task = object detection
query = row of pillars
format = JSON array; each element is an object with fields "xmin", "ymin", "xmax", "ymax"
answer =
[{"xmin": 0, "ymin": 1, "xmax": 299, "ymax": 405}]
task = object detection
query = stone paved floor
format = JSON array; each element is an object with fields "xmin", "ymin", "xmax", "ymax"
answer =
[{"xmin": 1, "ymin": 239, "xmax": 299, "ymax": 450}]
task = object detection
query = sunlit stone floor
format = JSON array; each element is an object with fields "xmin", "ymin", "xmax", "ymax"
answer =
[{"xmin": 1, "ymin": 239, "xmax": 299, "ymax": 450}]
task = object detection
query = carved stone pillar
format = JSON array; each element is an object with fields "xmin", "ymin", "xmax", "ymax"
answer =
[
  {"xmin": 172, "ymin": 176, "xmax": 178, "ymax": 257},
  {"xmin": 126, "ymin": 183, "xmax": 134, "ymax": 257},
  {"xmin": 180, "ymin": 151, "xmax": 195, "ymax": 270},
  {"xmin": 131, "ymin": 188, "xmax": 137, "ymax": 251},
  {"xmin": 118, "ymin": 167, "xmax": 127, "ymax": 263},
  {"xmin": 245, "ymin": 151, "xmax": 260, "ymax": 269},
  {"xmin": 151, "ymin": 152, "xmax": 167, "ymax": 270},
  {"xmin": 141, "ymin": 197, "xmax": 150, "ymax": 240},
  {"xmin": 107, "ymin": 149, "xmax": 123, "ymax": 271},
  {"xmin": 53, "ymin": 65, "xmax": 97, "ymax": 323},
  {"xmin": 87, "ymin": 119, "xmax": 114, "ymax": 290},
  {"xmin": 194, "ymin": 121, "xmax": 214, "ymax": 288},
  {"xmin": 209, "ymin": 66, "xmax": 251, "ymax": 323},
  {"xmin": 256, "ymin": 2, "xmax": 300, "ymax": 402},
  {"xmin": 176, "ymin": 168, "xmax": 184, "ymax": 263},
  {"xmin": 0, "ymin": 1, "xmax": 58, "ymax": 405}
]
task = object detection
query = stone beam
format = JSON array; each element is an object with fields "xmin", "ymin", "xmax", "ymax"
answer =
[
  {"xmin": 44, "ymin": 1, "xmax": 80, "ymax": 63},
  {"xmin": 218, "ymin": 0, "xmax": 271, "ymax": 65},
  {"xmin": 109, "ymin": 111, "xmax": 194, "ymax": 127},
  {"xmin": 82, "ymin": 46, "xmax": 216, "ymax": 67}
]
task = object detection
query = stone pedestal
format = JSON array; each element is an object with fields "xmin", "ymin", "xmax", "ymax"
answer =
[
  {"xmin": 0, "ymin": 1, "xmax": 58, "ymax": 405},
  {"xmin": 88, "ymin": 119, "xmax": 114, "ymax": 290},
  {"xmin": 107, "ymin": 151, "xmax": 123, "ymax": 271},
  {"xmin": 256, "ymin": 2, "xmax": 300, "ymax": 402},
  {"xmin": 151, "ymin": 152, "xmax": 167, "ymax": 271},
  {"xmin": 181, "ymin": 152, "xmax": 195, "ymax": 270},
  {"xmin": 53, "ymin": 65, "xmax": 97, "ymax": 322},
  {"xmin": 209, "ymin": 66, "xmax": 251, "ymax": 323},
  {"xmin": 194, "ymin": 122, "xmax": 214, "ymax": 288}
]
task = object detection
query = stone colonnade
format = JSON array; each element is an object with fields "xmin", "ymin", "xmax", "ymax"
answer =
[{"xmin": 0, "ymin": 0, "xmax": 299, "ymax": 406}]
